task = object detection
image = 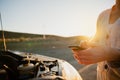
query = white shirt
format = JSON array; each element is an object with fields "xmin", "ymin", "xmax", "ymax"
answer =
[{"xmin": 96, "ymin": 8, "xmax": 120, "ymax": 80}]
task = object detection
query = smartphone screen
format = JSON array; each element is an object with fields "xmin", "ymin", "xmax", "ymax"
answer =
[{"xmin": 68, "ymin": 46, "xmax": 85, "ymax": 50}]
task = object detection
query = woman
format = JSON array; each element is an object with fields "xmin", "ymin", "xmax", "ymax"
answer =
[{"xmin": 72, "ymin": 0, "xmax": 120, "ymax": 80}]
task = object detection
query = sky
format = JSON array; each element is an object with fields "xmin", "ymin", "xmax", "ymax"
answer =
[{"xmin": 0, "ymin": 0, "xmax": 114, "ymax": 37}]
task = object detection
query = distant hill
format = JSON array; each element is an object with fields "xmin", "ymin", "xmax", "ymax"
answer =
[
  {"xmin": 0, "ymin": 30, "xmax": 89, "ymax": 41},
  {"xmin": 0, "ymin": 30, "xmax": 48, "ymax": 38}
]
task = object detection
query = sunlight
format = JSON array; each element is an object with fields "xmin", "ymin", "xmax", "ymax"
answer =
[{"xmin": 0, "ymin": 0, "xmax": 114, "ymax": 37}]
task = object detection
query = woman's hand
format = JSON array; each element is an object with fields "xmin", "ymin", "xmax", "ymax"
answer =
[
  {"xmin": 80, "ymin": 40, "xmax": 102, "ymax": 48},
  {"xmin": 72, "ymin": 44, "xmax": 112, "ymax": 65}
]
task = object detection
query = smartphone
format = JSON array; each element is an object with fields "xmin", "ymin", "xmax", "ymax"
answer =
[{"xmin": 68, "ymin": 46, "xmax": 85, "ymax": 50}]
